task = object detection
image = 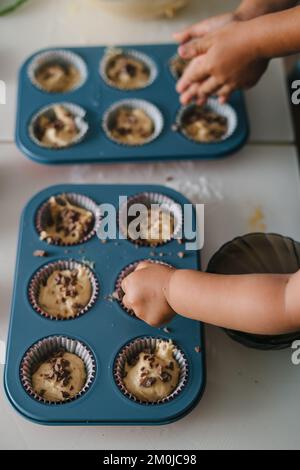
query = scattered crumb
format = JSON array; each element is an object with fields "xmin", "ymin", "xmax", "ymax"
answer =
[
  {"xmin": 100, "ymin": 239, "xmax": 107, "ymax": 244},
  {"xmin": 177, "ymin": 251, "xmax": 185, "ymax": 258},
  {"xmin": 150, "ymin": 251, "xmax": 156, "ymax": 256},
  {"xmin": 171, "ymin": 123, "xmax": 180, "ymax": 132},
  {"xmin": 194, "ymin": 346, "xmax": 201, "ymax": 353},
  {"xmin": 166, "ymin": 176, "xmax": 174, "ymax": 182},
  {"xmin": 64, "ymin": 249, "xmax": 70, "ymax": 254},
  {"xmin": 159, "ymin": 252, "xmax": 164, "ymax": 257},
  {"xmin": 248, "ymin": 206, "xmax": 266, "ymax": 232},
  {"xmin": 33, "ymin": 250, "xmax": 47, "ymax": 257},
  {"xmin": 163, "ymin": 327, "xmax": 171, "ymax": 333},
  {"xmin": 177, "ymin": 238, "xmax": 184, "ymax": 245},
  {"xmin": 111, "ymin": 291, "xmax": 119, "ymax": 300}
]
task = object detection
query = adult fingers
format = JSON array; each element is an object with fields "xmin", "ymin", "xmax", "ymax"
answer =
[{"xmin": 135, "ymin": 261, "xmax": 153, "ymax": 272}]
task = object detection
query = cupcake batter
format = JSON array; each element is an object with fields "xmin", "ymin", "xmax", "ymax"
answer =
[
  {"xmin": 181, "ymin": 106, "xmax": 228, "ymax": 142},
  {"xmin": 35, "ymin": 62, "xmax": 80, "ymax": 93},
  {"xmin": 106, "ymin": 53, "xmax": 150, "ymax": 89},
  {"xmin": 39, "ymin": 194, "xmax": 94, "ymax": 244},
  {"xmin": 109, "ymin": 107, "xmax": 154, "ymax": 145},
  {"xmin": 34, "ymin": 105, "xmax": 80, "ymax": 148},
  {"xmin": 32, "ymin": 350, "xmax": 86, "ymax": 402},
  {"xmin": 38, "ymin": 266, "xmax": 92, "ymax": 319},
  {"xmin": 128, "ymin": 207, "xmax": 175, "ymax": 245},
  {"xmin": 123, "ymin": 340, "xmax": 180, "ymax": 402}
]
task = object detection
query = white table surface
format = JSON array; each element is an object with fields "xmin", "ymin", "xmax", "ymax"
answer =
[
  {"xmin": 1, "ymin": 0, "xmax": 300, "ymax": 451},
  {"xmin": 1, "ymin": 143, "xmax": 300, "ymax": 450},
  {"xmin": 0, "ymin": 0, "xmax": 294, "ymax": 144}
]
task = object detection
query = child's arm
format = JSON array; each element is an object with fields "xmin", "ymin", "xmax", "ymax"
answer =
[
  {"xmin": 176, "ymin": 4, "xmax": 300, "ymax": 105},
  {"xmin": 174, "ymin": 1, "xmax": 298, "ymax": 44},
  {"xmin": 121, "ymin": 261, "xmax": 300, "ymax": 335}
]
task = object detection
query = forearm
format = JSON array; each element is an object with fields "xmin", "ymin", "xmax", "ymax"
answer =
[
  {"xmin": 242, "ymin": 5, "xmax": 300, "ymax": 59},
  {"xmin": 166, "ymin": 270, "xmax": 297, "ymax": 334},
  {"xmin": 235, "ymin": 0, "xmax": 298, "ymax": 20}
]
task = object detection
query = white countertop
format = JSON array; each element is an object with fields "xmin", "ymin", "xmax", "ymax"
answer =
[{"xmin": 1, "ymin": 0, "xmax": 300, "ymax": 450}]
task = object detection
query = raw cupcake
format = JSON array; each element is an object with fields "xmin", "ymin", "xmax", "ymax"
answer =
[
  {"xmin": 34, "ymin": 62, "xmax": 81, "ymax": 93},
  {"xmin": 37, "ymin": 266, "xmax": 92, "ymax": 319},
  {"xmin": 180, "ymin": 105, "xmax": 228, "ymax": 143},
  {"xmin": 169, "ymin": 55, "xmax": 190, "ymax": 79},
  {"xmin": 123, "ymin": 340, "xmax": 180, "ymax": 402},
  {"xmin": 32, "ymin": 349, "xmax": 87, "ymax": 402},
  {"xmin": 105, "ymin": 52, "xmax": 151, "ymax": 90},
  {"xmin": 39, "ymin": 194, "xmax": 94, "ymax": 245},
  {"xmin": 33, "ymin": 104, "xmax": 82, "ymax": 148},
  {"xmin": 127, "ymin": 206, "xmax": 175, "ymax": 245},
  {"xmin": 108, "ymin": 106, "xmax": 155, "ymax": 145}
]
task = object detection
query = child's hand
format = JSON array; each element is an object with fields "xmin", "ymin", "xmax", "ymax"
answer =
[
  {"xmin": 121, "ymin": 261, "xmax": 176, "ymax": 327},
  {"xmin": 173, "ymin": 12, "xmax": 237, "ymax": 44},
  {"xmin": 176, "ymin": 21, "xmax": 269, "ymax": 105}
]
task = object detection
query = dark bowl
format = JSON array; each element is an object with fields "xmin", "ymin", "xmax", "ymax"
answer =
[{"xmin": 207, "ymin": 232, "xmax": 300, "ymax": 350}]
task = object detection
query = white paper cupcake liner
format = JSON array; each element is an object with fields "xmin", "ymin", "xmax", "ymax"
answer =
[
  {"xmin": 115, "ymin": 259, "xmax": 173, "ymax": 317},
  {"xmin": 99, "ymin": 47, "xmax": 158, "ymax": 90},
  {"xmin": 29, "ymin": 102, "xmax": 89, "ymax": 149},
  {"xmin": 114, "ymin": 337, "xmax": 189, "ymax": 405},
  {"xmin": 174, "ymin": 98, "xmax": 238, "ymax": 143},
  {"xmin": 20, "ymin": 335, "xmax": 96, "ymax": 404},
  {"xmin": 118, "ymin": 191, "xmax": 183, "ymax": 246},
  {"xmin": 28, "ymin": 49, "xmax": 88, "ymax": 93},
  {"xmin": 102, "ymin": 98, "xmax": 163, "ymax": 147},
  {"xmin": 36, "ymin": 192, "xmax": 101, "ymax": 246},
  {"xmin": 28, "ymin": 259, "xmax": 99, "ymax": 321}
]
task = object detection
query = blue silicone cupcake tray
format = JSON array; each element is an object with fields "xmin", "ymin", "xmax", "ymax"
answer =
[
  {"xmin": 16, "ymin": 44, "xmax": 249, "ymax": 165},
  {"xmin": 4, "ymin": 184, "xmax": 205, "ymax": 425}
]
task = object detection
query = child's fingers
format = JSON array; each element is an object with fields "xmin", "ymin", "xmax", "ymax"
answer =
[
  {"xmin": 135, "ymin": 261, "xmax": 152, "ymax": 272},
  {"xmin": 173, "ymin": 22, "xmax": 207, "ymax": 43},
  {"xmin": 178, "ymin": 38, "xmax": 208, "ymax": 60},
  {"xmin": 122, "ymin": 294, "xmax": 132, "ymax": 310},
  {"xmin": 195, "ymin": 76, "xmax": 221, "ymax": 102},
  {"xmin": 217, "ymin": 84, "xmax": 233, "ymax": 103},
  {"xmin": 180, "ymin": 83, "xmax": 200, "ymax": 105},
  {"xmin": 176, "ymin": 57, "xmax": 209, "ymax": 93}
]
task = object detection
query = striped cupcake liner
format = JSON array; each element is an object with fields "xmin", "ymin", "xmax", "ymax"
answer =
[
  {"xmin": 20, "ymin": 335, "xmax": 96, "ymax": 404},
  {"xmin": 28, "ymin": 49, "xmax": 88, "ymax": 93},
  {"xmin": 36, "ymin": 192, "xmax": 101, "ymax": 246},
  {"xmin": 102, "ymin": 98, "xmax": 164, "ymax": 147},
  {"xmin": 118, "ymin": 191, "xmax": 183, "ymax": 246},
  {"xmin": 114, "ymin": 337, "xmax": 188, "ymax": 405},
  {"xmin": 29, "ymin": 102, "xmax": 89, "ymax": 149},
  {"xmin": 174, "ymin": 98, "xmax": 238, "ymax": 143},
  {"xmin": 28, "ymin": 259, "xmax": 99, "ymax": 321},
  {"xmin": 99, "ymin": 47, "xmax": 158, "ymax": 90}
]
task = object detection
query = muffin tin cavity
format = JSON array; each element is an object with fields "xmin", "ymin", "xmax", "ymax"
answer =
[
  {"xmin": 100, "ymin": 48, "xmax": 158, "ymax": 90},
  {"xmin": 102, "ymin": 99, "xmax": 163, "ymax": 146},
  {"xmin": 29, "ymin": 103, "xmax": 89, "ymax": 149},
  {"xmin": 175, "ymin": 99, "xmax": 238, "ymax": 144},
  {"xmin": 5, "ymin": 184, "xmax": 205, "ymax": 425},
  {"xmin": 28, "ymin": 260, "xmax": 99, "ymax": 321},
  {"xmin": 28, "ymin": 49, "xmax": 88, "ymax": 93},
  {"xmin": 36, "ymin": 192, "xmax": 100, "ymax": 246},
  {"xmin": 16, "ymin": 44, "xmax": 249, "ymax": 164},
  {"xmin": 20, "ymin": 335, "xmax": 96, "ymax": 404},
  {"xmin": 119, "ymin": 191, "xmax": 183, "ymax": 247},
  {"xmin": 114, "ymin": 337, "xmax": 188, "ymax": 405}
]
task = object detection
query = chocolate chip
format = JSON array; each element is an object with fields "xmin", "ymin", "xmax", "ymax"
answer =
[
  {"xmin": 166, "ymin": 361, "xmax": 174, "ymax": 371},
  {"xmin": 39, "ymin": 389, "xmax": 46, "ymax": 397},
  {"xmin": 140, "ymin": 376, "xmax": 156, "ymax": 388},
  {"xmin": 62, "ymin": 391, "xmax": 70, "ymax": 399},
  {"xmin": 160, "ymin": 371, "xmax": 172, "ymax": 383}
]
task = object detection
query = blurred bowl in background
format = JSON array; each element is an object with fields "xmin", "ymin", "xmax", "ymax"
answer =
[
  {"xmin": 207, "ymin": 232, "xmax": 300, "ymax": 350},
  {"xmin": 95, "ymin": 0, "xmax": 190, "ymax": 19}
]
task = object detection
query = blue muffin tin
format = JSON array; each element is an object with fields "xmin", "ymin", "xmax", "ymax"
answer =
[
  {"xmin": 16, "ymin": 44, "xmax": 249, "ymax": 165},
  {"xmin": 4, "ymin": 184, "xmax": 205, "ymax": 425}
]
